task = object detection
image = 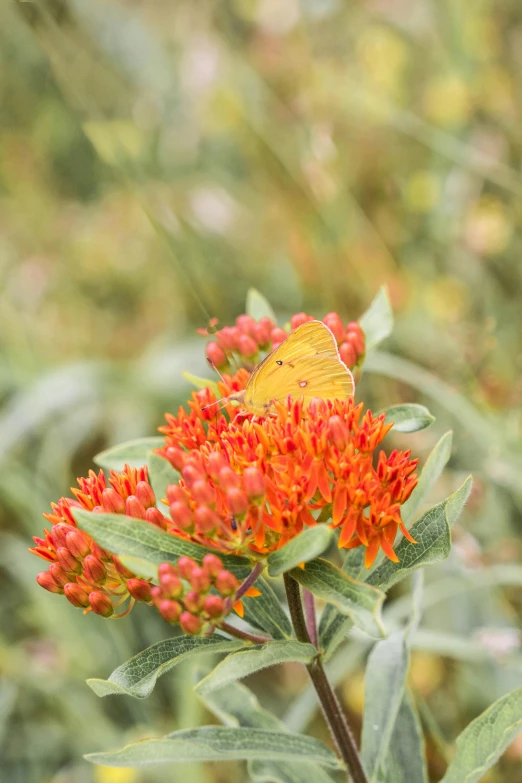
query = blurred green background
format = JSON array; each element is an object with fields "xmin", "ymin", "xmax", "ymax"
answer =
[{"xmin": 1, "ymin": 1, "xmax": 522, "ymax": 781}]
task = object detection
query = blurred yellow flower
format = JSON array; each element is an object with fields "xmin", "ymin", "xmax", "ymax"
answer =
[
  {"xmin": 423, "ymin": 74, "xmax": 472, "ymax": 127},
  {"xmin": 465, "ymin": 197, "xmax": 512, "ymax": 256},
  {"xmin": 341, "ymin": 669, "xmax": 365, "ymax": 715},
  {"xmin": 424, "ymin": 277, "xmax": 469, "ymax": 323},
  {"xmin": 94, "ymin": 767, "xmax": 138, "ymax": 783},
  {"xmin": 405, "ymin": 171, "xmax": 440, "ymax": 213},
  {"xmin": 356, "ymin": 26, "xmax": 408, "ymax": 94},
  {"xmin": 409, "ymin": 651, "xmax": 445, "ymax": 696}
]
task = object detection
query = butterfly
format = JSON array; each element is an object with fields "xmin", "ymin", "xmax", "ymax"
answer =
[{"xmin": 206, "ymin": 320, "xmax": 355, "ymax": 416}]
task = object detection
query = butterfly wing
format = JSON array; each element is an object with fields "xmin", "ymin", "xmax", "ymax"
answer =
[{"xmin": 244, "ymin": 320, "xmax": 355, "ymax": 414}]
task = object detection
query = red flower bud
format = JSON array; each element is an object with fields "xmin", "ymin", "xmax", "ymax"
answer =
[
  {"xmin": 158, "ymin": 562, "xmax": 177, "ymax": 580},
  {"xmin": 322, "ymin": 312, "xmax": 345, "ymax": 343},
  {"xmin": 165, "ymin": 446, "xmax": 185, "ymax": 472},
  {"xmin": 170, "ymin": 502, "xmax": 193, "ymax": 531},
  {"xmin": 202, "ymin": 553, "xmax": 223, "ymax": 579},
  {"xmin": 151, "ymin": 585, "xmax": 163, "ymax": 604},
  {"xmin": 271, "ymin": 327, "xmax": 288, "ymax": 347},
  {"xmin": 215, "ymin": 569, "xmax": 239, "ymax": 597},
  {"xmin": 253, "ymin": 317, "xmax": 274, "ymax": 347},
  {"xmin": 328, "ymin": 415, "xmax": 348, "ymax": 451},
  {"xmin": 346, "ymin": 322, "xmax": 365, "ymax": 357},
  {"xmin": 177, "ymin": 556, "xmax": 198, "ymax": 581},
  {"xmin": 158, "ymin": 599, "xmax": 182, "ymax": 624},
  {"xmin": 65, "ymin": 530, "xmax": 91, "ymax": 559},
  {"xmin": 226, "ymin": 488, "xmax": 249, "ymax": 517},
  {"xmin": 125, "ymin": 495, "xmax": 147, "ymax": 520},
  {"xmin": 203, "ymin": 594, "xmax": 225, "ymax": 619},
  {"xmin": 49, "ymin": 563, "xmax": 70, "ymax": 588},
  {"xmin": 127, "ymin": 578, "xmax": 153, "ymax": 602},
  {"xmin": 145, "ymin": 507, "xmax": 168, "ymax": 530},
  {"xmin": 52, "ymin": 523, "xmax": 75, "ymax": 549},
  {"xmin": 56, "ymin": 547, "xmax": 82, "ymax": 575},
  {"xmin": 237, "ymin": 334, "xmax": 258, "ymax": 358},
  {"xmin": 218, "ymin": 466, "xmax": 239, "ymax": 491},
  {"xmin": 136, "ymin": 481, "xmax": 156, "ymax": 510},
  {"xmin": 101, "ymin": 488, "xmax": 126, "ymax": 514},
  {"xmin": 290, "ymin": 313, "xmax": 314, "ymax": 330},
  {"xmin": 194, "ymin": 506, "xmax": 220, "ymax": 535},
  {"xmin": 167, "ymin": 484, "xmax": 187, "ymax": 505},
  {"xmin": 37, "ymin": 571, "xmax": 63, "ymax": 594},
  {"xmin": 236, "ymin": 314, "xmax": 257, "ymax": 335},
  {"xmin": 206, "ymin": 341, "xmax": 227, "ymax": 369},
  {"xmin": 160, "ymin": 574, "xmax": 184, "ymax": 599},
  {"xmin": 217, "ymin": 326, "xmax": 239, "ymax": 351},
  {"xmin": 339, "ymin": 342, "xmax": 357, "ymax": 368},
  {"xmin": 184, "ymin": 590, "xmax": 205, "ymax": 613},
  {"xmin": 83, "ymin": 555, "xmax": 107, "ymax": 585},
  {"xmin": 89, "ymin": 590, "xmax": 114, "ymax": 617},
  {"xmin": 192, "ymin": 480, "xmax": 215, "ymax": 506},
  {"xmin": 64, "ymin": 582, "xmax": 90, "ymax": 608},
  {"xmin": 207, "ymin": 452, "xmax": 227, "ymax": 479},
  {"xmin": 189, "ymin": 566, "xmax": 211, "ymax": 593},
  {"xmin": 179, "ymin": 611, "xmax": 203, "ymax": 635},
  {"xmin": 243, "ymin": 467, "xmax": 265, "ymax": 500},
  {"xmin": 182, "ymin": 464, "xmax": 203, "ymax": 489}
]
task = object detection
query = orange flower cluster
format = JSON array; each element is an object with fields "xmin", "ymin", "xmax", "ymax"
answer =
[
  {"xmin": 159, "ymin": 386, "xmax": 418, "ymax": 567},
  {"xmin": 204, "ymin": 311, "xmax": 365, "ymax": 371},
  {"xmin": 30, "ymin": 465, "xmax": 165, "ymax": 617}
]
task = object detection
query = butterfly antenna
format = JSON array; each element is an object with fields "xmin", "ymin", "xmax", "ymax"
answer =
[
  {"xmin": 207, "ymin": 357, "xmax": 228, "ymax": 385},
  {"xmin": 201, "ymin": 358, "xmax": 233, "ymax": 412}
]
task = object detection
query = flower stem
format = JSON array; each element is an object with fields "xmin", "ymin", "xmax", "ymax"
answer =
[
  {"xmin": 220, "ymin": 621, "xmax": 272, "ymax": 645},
  {"xmin": 235, "ymin": 560, "xmax": 264, "ymax": 602},
  {"xmin": 283, "ymin": 574, "xmax": 369, "ymax": 783}
]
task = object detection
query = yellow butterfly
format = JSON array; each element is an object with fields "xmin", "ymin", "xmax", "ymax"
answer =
[{"xmin": 207, "ymin": 320, "xmax": 355, "ymax": 416}]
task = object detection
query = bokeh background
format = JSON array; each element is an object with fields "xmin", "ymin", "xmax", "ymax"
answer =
[{"xmin": 2, "ymin": 1, "xmax": 522, "ymax": 781}]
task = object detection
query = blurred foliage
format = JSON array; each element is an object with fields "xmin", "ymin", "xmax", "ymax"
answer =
[{"xmin": 1, "ymin": 0, "xmax": 522, "ymax": 781}]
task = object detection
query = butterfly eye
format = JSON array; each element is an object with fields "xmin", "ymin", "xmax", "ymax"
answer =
[{"xmin": 276, "ymin": 360, "xmax": 283, "ymax": 366}]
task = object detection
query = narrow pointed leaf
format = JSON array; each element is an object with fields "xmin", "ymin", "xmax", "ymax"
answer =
[
  {"xmin": 147, "ymin": 450, "xmax": 179, "ymax": 511},
  {"xmin": 361, "ymin": 631, "xmax": 409, "ymax": 780},
  {"xmin": 94, "ymin": 437, "xmax": 164, "ymax": 471},
  {"xmin": 359, "ymin": 286, "xmax": 393, "ymax": 351},
  {"xmin": 73, "ymin": 508, "xmax": 249, "ymax": 577},
  {"xmin": 198, "ymin": 680, "xmax": 336, "ymax": 783},
  {"xmin": 440, "ymin": 687, "xmax": 522, "ymax": 783},
  {"xmin": 383, "ymin": 403, "xmax": 434, "ymax": 433},
  {"xmin": 368, "ymin": 476, "xmax": 472, "ymax": 592},
  {"xmin": 182, "ymin": 371, "xmax": 220, "ymax": 397},
  {"xmin": 241, "ymin": 577, "xmax": 293, "ymax": 640},
  {"xmin": 246, "ymin": 288, "xmax": 277, "ymax": 323},
  {"xmin": 196, "ymin": 641, "xmax": 317, "ymax": 696},
  {"xmin": 267, "ymin": 527, "xmax": 333, "ymax": 577},
  {"xmin": 384, "ymin": 690, "xmax": 428, "ymax": 783},
  {"xmin": 402, "ymin": 431, "xmax": 453, "ymax": 525},
  {"xmin": 85, "ymin": 727, "xmax": 343, "ymax": 769},
  {"xmin": 290, "ymin": 559, "xmax": 385, "ymax": 638},
  {"xmin": 87, "ymin": 635, "xmax": 243, "ymax": 698}
]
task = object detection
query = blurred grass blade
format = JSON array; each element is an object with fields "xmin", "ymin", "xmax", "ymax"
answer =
[
  {"xmin": 195, "ymin": 641, "xmax": 317, "ymax": 696},
  {"xmin": 246, "ymin": 288, "xmax": 278, "ymax": 323},
  {"xmin": 267, "ymin": 527, "xmax": 333, "ymax": 577},
  {"xmin": 402, "ymin": 431, "xmax": 453, "ymax": 526},
  {"xmin": 85, "ymin": 727, "xmax": 344, "ymax": 768},
  {"xmin": 383, "ymin": 403, "xmax": 434, "ymax": 433},
  {"xmin": 73, "ymin": 508, "xmax": 250, "ymax": 576},
  {"xmin": 94, "ymin": 437, "xmax": 164, "ymax": 471},
  {"xmin": 440, "ymin": 687, "xmax": 522, "ymax": 783},
  {"xmin": 87, "ymin": 636, "xmax": 243, "ymax": 698},
  {"xmin": 359, "ymin": 287, "xmax": 393, "ymax": 351},
  {"xmin": 290, "ymin": 559, "xmax": 386, "ymax": 638}
]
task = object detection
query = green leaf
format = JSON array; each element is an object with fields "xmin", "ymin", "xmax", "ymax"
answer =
[
  {"xmin": 402, "ymin": 431, "xmax": 453, "ymax": 525},
  {"xmin": 241, "ymin": 577, "xmax": 293, "ymax": 640},
  {"xmin": 73, "ymin": 509, "xmax": 250, "ymax": 577},
  {"xmin": 87, "ymin": 635, "xmax": 243, "ymax": 698},
  {"xmin": 147, "ymin": 450, "xmax": 179, "ymax": 511},
  {"xmin": 361, "ymin": 631, "xmax": 409, "ymax": 780},
  {"xmin": 440, "ymin": 687, "xmax": 522, "ymax": 783},
  {"xmin": 196, "ymin": 641, "xmax": 317, "ymax": 696},
  {"xmin": 318, "ymin": 550, "xmax": 365, "ymax": 658},
  {"xmin": 383, "ymin": 404, "xmax": 434, "ymax": 433},
  {"xmin": 290, "ymin": 559, "xmax": 386, "ymax": 638},
  {"xmin": 198, "ymin": 680, "xmax": 336, "ymax": 783},
  {"xmin": 246, "ymin": 288, "xmax": 277, "ymax": 323},
  {"xmin": 384, "ymin": 690, "xmax": 428, "ymax": 783},
  {"xmin": 182, "ymin": 371, "xmax": 220, "ymax": 398},
  {"xmin": 117, "ymin": 555, "xmax": 158, "ymax": 582},
  {"xmin": 359, "ymin": 286, "xmax": 393, "ymax": 351},
  {"xmin": 368, "ymin": 476, "xmax": 472, "ymax": 593},
  {"xmin": 267, "ymin": 527, "xmax": 333, "ymax": 577},
  {"xmin": 94, "ymin": 437, "xmax": 165, "ymax": 471},
  {"xmin": 85, "ymin": 727, "xmax": 344, "ymax": 769}
]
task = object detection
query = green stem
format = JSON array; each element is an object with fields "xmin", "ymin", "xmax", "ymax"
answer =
[
  {"xmin": 284, "ymin": 574, "xmax": 369, "ymax": 783},
  {"xmin": 219, "ymin": 621, "xmax": 271, "ymax": 645}
]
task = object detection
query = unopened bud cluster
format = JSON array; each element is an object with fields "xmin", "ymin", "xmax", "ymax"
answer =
[
  {"xmin": 203, "ymin": 312, "xmax": 365, "ymax": 371},
  {"xmin": 151, "ymin": 554, "xmax": 239, "ymax": 634}
]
